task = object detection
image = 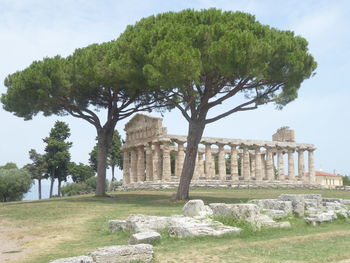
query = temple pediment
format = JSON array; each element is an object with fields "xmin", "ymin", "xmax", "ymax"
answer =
[{"xmin": 124, "ymin": 114, "xmax": 166, "ymax": 146}]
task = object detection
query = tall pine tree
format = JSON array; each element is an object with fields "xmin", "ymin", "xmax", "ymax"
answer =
[{"xmin": 43, "ymin": 121, "xmax": 72, "ymax": 197}]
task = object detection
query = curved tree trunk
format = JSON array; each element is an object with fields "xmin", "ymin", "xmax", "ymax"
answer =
[
  {"xmin": 175, "ymin": 120, "xmax": 206, "ymax": 200},
  {"xmin": 96, "ymin": 125, "xmax": 115, "ymax": 196},
  {"xmin": 38, "ymin": 178, "xmax": 42, "ymax": 200}
]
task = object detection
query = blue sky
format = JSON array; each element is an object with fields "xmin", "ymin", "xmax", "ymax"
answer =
[{"xmin": 0, "ymin": 0, "xmax": 349, "ymax": 200}]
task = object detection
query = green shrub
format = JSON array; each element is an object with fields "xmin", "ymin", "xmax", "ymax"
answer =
[
  {"xmin": 85, "ymin": 176, "xmax": 97, "ymax": 190},
  {"xmin": 110, "ymin": 180, "xmax": 123, "ymax": 191},
  {"xmin": 61, "ymin": 182, "xmax": 90, "ymax": 196},
  {"xmin": 61, "ymin": 177, "xmax": 109, "ymax": 196},
  {"xmin": 0, "ymin": 168, "xmax": 33, "ymax": 202}
]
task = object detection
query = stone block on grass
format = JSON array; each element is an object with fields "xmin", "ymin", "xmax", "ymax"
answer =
[
  {"xmin": 128, "ymin": 231, "xmax": 161, "ymax": 245},
  {"xmin": 49, "ymin": 255, "xmax": 94, "ymax": 263},
  {"xmin": 89, "ymin": 244, "xmax": 153, "ymax": 263}
]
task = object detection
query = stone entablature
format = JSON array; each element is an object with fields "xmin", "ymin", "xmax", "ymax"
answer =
[{"xmin": 122, "ymin": 114, "xmax": 317, "ymax": 186}]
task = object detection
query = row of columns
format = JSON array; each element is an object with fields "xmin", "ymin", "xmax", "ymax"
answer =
[{"xmin": 123, "ymin": 141, "xmax": 316, "ymax": 184}]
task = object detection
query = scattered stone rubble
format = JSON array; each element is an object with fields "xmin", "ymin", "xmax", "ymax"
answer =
[
  {"xmin": 109, "ymin": 198, "xmax": 291, "ymax": 240},
  {"xmin": 250, "ymin": 194, "xmax": 350, "ymax": 226},
  {"xmin": 119, "ymin": 212, "xmax": 241, "ymax": 238},
  {"xmin": 51, "ymin": 194, "xmax": 350, "ymax": 262},
  {"xmin": 209, "ymin": 202, "xmax": 291, "ymax": 229}
]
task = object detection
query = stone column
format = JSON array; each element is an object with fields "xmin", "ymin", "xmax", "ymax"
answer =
[
  {"xmin": 153, "ymin": 142, "xmax": 161, "ymax": 181},
  {"xmin": 239, "ymin": 153, "xmax": 244, "ymax": 178},
  {"xmin": 255, "ymin": 147, "xmax": 262, "ymax": 181},
  {"xmin": 176, "ymin": 141, "xmax": 185, "ymax": 178},
  {"xmin": 288, "ymin": 148, "xmax": 295, "ymax": 181},
  {"xmin": 218, "ymin": 144, "xmax": 226, "ymax": 181},
  {"xmin": 162, "ymin": 140, "xmax": 171, "ymax": 181},
  {"xmin": 145, "ymin": 143, "xmax": 153, "ymax": 181},
  {"xmin": 137, "ymin": 146, "xmax": 145, "ymax": 182},
  {"xmin": 198, "ymin": 152, "xmax": 205, "ymax": 178},
  {"xmin": 261, "ymin": 153, "xmax": 266, "ymax": 179},
  {"xmin": 123, "ymin": 150, "xmax": 130, "ymax": 184},
  {"xmin": 297, "ymin": 149, "xmax": 305, "ymax": 181},
  {"xmin": 230, "ymin": 145, "xmax": 239, "ymax": 181},
  {"xmin": 308, "ymin": 148, "xmax": 316, "ymax": 183},
  {"xmin": 130, "ymin": 148, "xmax": 137, "ymax": 183},
  {"xmin": 277, "ymin": 148, "xmax": 284, "ymax": 181},
  {"xmin": 205, "ymin": 143, "xmax": 214, "ymax": 179},
  {"xmin": 250, "ymin": 153, "xmax": 256, "ymax": 179},
  {"xmin": 242, "ymin": 145, "xmax": 250, "ymax": 180},
  {"xmin": 266, "ymin": 147, "xmax": 274, "ymax": 180},
  {"xmin": 193, "ymin": 153, "xmax": 200, "ymax": 180}
]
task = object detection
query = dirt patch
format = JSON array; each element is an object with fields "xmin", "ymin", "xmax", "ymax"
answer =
[{"xmin": 0, "ymin": 221, "xmax": 34, "ymax": 262}]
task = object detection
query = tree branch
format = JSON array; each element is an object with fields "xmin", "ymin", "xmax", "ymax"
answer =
[{"xmin": 205, "ymin": 84, "xmax": 281, "ymax": 124}]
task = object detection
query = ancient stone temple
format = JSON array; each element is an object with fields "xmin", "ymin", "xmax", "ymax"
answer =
[{"xmin": 122, "ymin": 114, "xmax": 318, "ymax": 188}]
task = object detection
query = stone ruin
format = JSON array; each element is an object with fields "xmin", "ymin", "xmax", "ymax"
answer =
[
  {"xmin": 50, "ymin": 194, "xmax": 350, "ymax": 262},
  {"xmin": 122, "ymin": 114, "xmax": 318, "ymax": 188}
]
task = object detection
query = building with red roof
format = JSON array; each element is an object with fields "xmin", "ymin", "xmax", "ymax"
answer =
[{"xmin": 315, "ymin": 171, "xmax": 343, "ymax": 188}]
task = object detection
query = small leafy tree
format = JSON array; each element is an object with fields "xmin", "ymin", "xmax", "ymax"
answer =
[
  {"xmin": 0, "ymin": 168, "xmax": 33, "ymax": 202},
  {"xmin": 117, "ymin": 9, "xmax": 317, "ymax": 199},
  {"xmin": 43, "ymin": 121, "xmax": 72, "ymax": 197},
  {"xmin": 89, "ymin": 145, "xmax": 98, "ymax": 172},
  {"xmin": 108, "ymin": 131, "xmax": 123, "ymax": 182},
  {"xmin": 25, "ymin": 149, "xmax": 47, "ymax": 200},
  {"xmin": 69, "ymin": 162, "xmax": 95, "ymax": 183}
]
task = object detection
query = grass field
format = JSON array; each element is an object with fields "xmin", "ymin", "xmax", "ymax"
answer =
[{"xmin": 2, "ymin": 188, "xmax": 350, "ymax": 263}]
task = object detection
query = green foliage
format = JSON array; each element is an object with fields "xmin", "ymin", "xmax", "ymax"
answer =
[
  {"xmin": 89, "ymin": 145, "xmax": 98, "ymax": 172},
  {"xmin": 69, "ymin": 162, "xmax": 95, "ymax": 183},
  {"xmin": 116, "ymin": 9, "xmax": 317, "ymax": 199},
  {"xmin": 89, "ymin": 130, "xmax": 123, "ymax": 174},
  {"xmin": 110, "ymin": 180, "xmax": 123, "ymax": 190},
  {"xmin": 44, "ymin": 121, "xmax": 72, "ymax": 183},
  {"xmin": 0, "ymin": 162, "xmax": 18, "ymax": 170},
  {"xmin": 0, "ymin": 168, "xmax": 33, "ymax": 202},
  {"xmin": 61, "ymin": 182, "xmax": 91, "ymax": 197},
  {"xmin": 60, "ymin": 176, "xmax": 108, "ymax": 197},
  {"xmin": 117, "ymin": 8, "xmax": 317, "ymax": 115},
  {"xmin": 85, "ymin": 175, "xmax": 98, "ymax": 190},
  {"xmin": 342, "ymin": 175, "xmax": 350, "ymax": 186},
  {"xmin": 108, "ymin": 131, "xmax": 123, "ymax": 171},
  {"xmin": 1, "ymin": 32, "xmax": 161, "ymax": 197},
  {"xmin": 25, "ymin": 149, "xmax": 47, "ymax": 181}
]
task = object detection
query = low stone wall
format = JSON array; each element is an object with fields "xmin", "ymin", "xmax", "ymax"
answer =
[{"xmin": 118, "ymin": 180, "xmax": 325, "ymax": 191}]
